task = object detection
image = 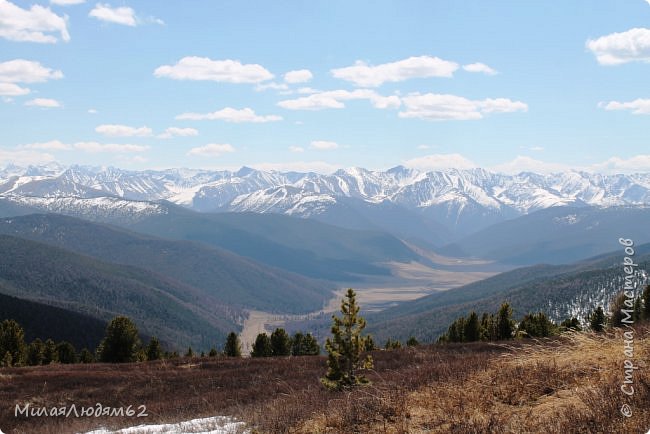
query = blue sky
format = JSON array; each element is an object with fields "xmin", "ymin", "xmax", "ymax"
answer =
[{"xmin": 1, "ymin": 0, "xmax": 650, "ymax": 174}]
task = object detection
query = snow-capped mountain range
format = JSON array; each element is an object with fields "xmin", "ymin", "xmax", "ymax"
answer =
[{"xmin": 1, "ymin": 163, "xmax": 649, "ymax": 242}]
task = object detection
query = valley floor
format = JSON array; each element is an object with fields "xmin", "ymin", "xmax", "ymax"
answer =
[
  {"xmin": 240, "ymin": 258, "xmax": 498, "ymax": 351},
  {"xmin": 1, "ymin": 328, "xmax": 648, "ymax": 433}
]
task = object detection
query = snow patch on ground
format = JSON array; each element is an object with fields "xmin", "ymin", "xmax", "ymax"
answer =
[
  {"xmin": 553, "ymin": 214, "xmax": 579, "ymax": 225},
  {"xmin": 82, "ymin": 416, "xmax": 248, "ymax": 434}
]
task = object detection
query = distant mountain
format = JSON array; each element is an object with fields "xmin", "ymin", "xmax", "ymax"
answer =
[
  {"xmin": 127, "ymin": 210, "xmax": 421, "ymax": 281},
  {"xmin": 0, "ymin": 200, "xmax": 420, "ymax": 280},
  {"xmin": 0, "ymin": 234, "xmax": 238, "ymax": 350},
  {"xmin": 441, "ymin": 206, "xmax": 650, "ymax": 265},
  {"xmin": 0, "ymin": 214, "xmax": 333, "ymax": 312},
  {"xmin": 2, "ymin": 164, "xmax": 650, "ymax": 242},
  {"xmin": 367, "ymin": 243, "xmax": 650, "ymax": 343},
  {"xmin": 0, "ymin": 291, "xmax": 108, "ymax": 351}
]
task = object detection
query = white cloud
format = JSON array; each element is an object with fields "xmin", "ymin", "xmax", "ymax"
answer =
[
  {"xmin": 87, "ymin": 108, "xmax": 97, "ymax": 114},
  {"xmin": 403, "ymin": 153, "xmax": 478, "ymax": 171},
  {"xmin": 154, "ymin": 56, "xmax": 274, "ymax": 84},
  {"xmin": 95, "ymin": 124, "xmax": 152, "ymax": 137},
  {"xmin": 479, "ymin": 98, "xmax": 528, "ymax": 113},
  {"xmin": 0, "ymin": 82, "xmax": 29, "ymax": 96},
  {"xmin": 20, "ymin": 139, "xmax": 71, "ymax": 150},
  {"xmin": 158, "ymin": 127, "xmax": 199, "ymax": 139},
  {"xmin": 188, "ymin": 143, "xmax": 235, "ymax": 157},
  {"xmin": 255, "ymin": 82, "xmax": 289, "ymax": 92},
  {"xmin": 587, "ymin": 28, "xmax": 650, "ymax": 65},
  {"xmin": 278, "ymin": 89, "xmax": 401, "ymax": 110},
  {"xmin": 417, "ymin": 145, "xmax": 432, "ymax": 150},
  {"xmin": 50, "ymin": 0, "xmax": 85, "ymax": 5},
  {"xmin": 490, "ymin": 156, "xmax": 569, "ymax": 174},
  {"xmin": 284, "ymin": 69, "xmax": 313, "ymax": 83},
  {"xmin": 0, "ymin": 0, "xmax": 70, "ymax": 43},
  {"xmin": 588, "ymin": 155, "xmax": 650, "ymax": 174},
  {"xmin": 310, "ymin": 140, "xmax": 339, "ymax": 150},
  {"xmin": 24, "ymin": 98, "xmax": 61, "ymax": 108},
  {"xmin": 0, "ymin": 59, "xmax": 63, "ymax": 83},
  {"xmin": 0, "ymin": 149, "xmax": 55, "ymax": 165},
  {"xmin": 74, "ymin": 141, "xmax": 149, "ymax": 153},
  {"xmin": 398, "ymin": 93, "xmax": 527, "ymax": 121},
  {"xmin": 331, "ymin": 55, "xmax": 458, "ymax": 87},
  {"xmin": 462, "ymin": 62, "xmax": 498, "ymax": 75},
  {"xmin": 599, "ymin": 98, "xmax": 650, "ymax": 115},
  {"xmin": 529, "ymin": 146, "xmax": 544, "ymax": 152},
  {"xmin": 250, "ymin": 161, "xmax": 338, "ymax": 174},
  {"xmin": 297, "ymin": 87, "xmax": 319, "ymax": 94},
  {"xmin": 116, "ymin": 154, "xmax": 148, "ymax": 165},
  {"xmin": 89, "ymin": 3, "xmax": 136, "ymax": 26},
  {"xmin": 20, "ymin": 140, "xmax": 148, "ymax": 153},
  {"xmin": 176, "ymin": 107, "xmax": 282, "ymax": 123},
  {"xmin": 288, "ymin": 146, "xmax": 304, "ymax": 153}
]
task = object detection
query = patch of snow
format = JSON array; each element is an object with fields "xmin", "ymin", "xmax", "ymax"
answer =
[
  {"xmin": 81, "ymin": 415, "xmax": 248, "ymax": 434},
  {"xmin": 553, "ymin": 214, "xmax": 579, "ymax": 225}
]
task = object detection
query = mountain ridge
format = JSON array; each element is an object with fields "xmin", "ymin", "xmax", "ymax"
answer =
[{"xmin": 2, "ymin": 164, "xmax": 649, "ymax": 241}]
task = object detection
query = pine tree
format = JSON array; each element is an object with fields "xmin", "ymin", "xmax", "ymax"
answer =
[
  {"xmin": 363, "ymin": 335, "xmax": 376, "ymax": 351},
  {"xmin": 291, "ymin": 332, "xmax": 305, "ymax": 356},
  {"xmin": 560, "ymin": 317, "xmax": 582, "ymax": 332},
  {"xmin": 590, "ymin": 306, "xmax": 606, "ymax": 332},
  {"xmin": 250, "ymin": 333, "xmax": 272, "ymax": 357},
  {"xmin": 56, "ymin": 341, "xmax": 77, "ymax": 364},
  {"xmin": 302, "ymin": 333, "xmax": 320, "ymax": 355},
  {"xmin": 643, "ymin": 285, "xmax": 650, "ymax": 321},
  {"xmin": 497, "ymin": 302, "xmax": 515, "ymax": 340},
  {"xmin": 146, "ymin": 337, "xmax": 163, "ymax": 361},
  {"xmin": 78, "ymin": 348, "xmax": 94, "ymax": 364},
  {"xmin": 208, "ymin": 348, "xmax": 218, "ymax": 357},
  {"xmin": 27, "ymin": 338, "xmax": 45, "ymax": 366},
  {"xmin": 321, "ymin": 288, "xmax": 373, "ymax": 390},
  {"xmin": 270, "ymin": 328, "xmax": 291, "ymax": 356},
  {"xmin": 185, "ymin": 346, "xmax": 194, "ymax": 358},
  {"xmin": 290, "ymin": 332, "xmax": 321, "ymax": 356},
  {"xmin": 464, "ymin": 311, "xmax": 481, "ymax": 342},
  {"xmin": 0, "ymin": 319, "xmax": 26, "ymax": 367},
  {"xmin": 446, "ymin": 318, "xmax": 462, "ymax": 342},
  {"xmin": 98, "ymin": 316, "xmax": 141, "ymax": 363},
  {"xmin": 406, "ymin": 336, "xmax": 419, "ymax": 347},
  {"xmin": 43, "ymin": 339, "xmax": 58, "ymax": 364},
  {"xmin": 223, "ymin": 332, "xmax": 242, "ymax": 357},
  {"xmin": 384, "ymin": 338, "xmax": 402, "ymax": 350},
  {"xmin": 518, "ymin": 312, "xmax": 557, "ymax": 337},
  {"xmin": 1, "ymin": 351, "xmax": 12, "ymax": 368},
  {"xmin": 609, "ymin": 292, "xmax": 627, "ymax": 327},
  {"xmin": 481, "ymin": 313, "xmax": 498, "ymax": 341}
]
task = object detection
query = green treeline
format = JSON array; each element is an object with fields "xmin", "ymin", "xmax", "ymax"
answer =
[
  {"xmin": 250, "ymin": 328, "xmax": 320, "ymax": 357},
  {"xmin": 0, "ymin": 315, "xmax": 324, "ymax": 367},
  {"xmin": 439, "ymin": 285, "xmax": 650, "ymax": 343},
  {"xmin": 437, "ymin": 301, "xmax": 581, "ymax": 343}
]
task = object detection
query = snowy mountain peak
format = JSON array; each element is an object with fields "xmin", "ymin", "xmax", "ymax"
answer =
[{"xmin": 1, "ymin": 163, "xmax": 649, "ymax": 237}]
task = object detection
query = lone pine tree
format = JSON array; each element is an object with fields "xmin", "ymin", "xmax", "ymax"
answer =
[
  {"xmin": 590, "ymin": 306, "xmax": 606, "ymax": 332},
  {"xmin": 146, "ymin": 337, "xmax": 163, "ymax": 361},
  {"xmin": 251, "ymin": 333, "xmax": 272, "ymax": 357},
  {"xmin": 223, "ymin": 332, "xmax": 242, "ymax": 357},
  {"xmin": 321, "ymin": 288, "xmax": 373, "ymax": 390},
  {"xmin": 98, "ymin": 316, "xmax": 141, "ymax": 363},
  {"xmin": 270, "ymin": 328, "xmax": 291, "ymax": 356},
  {"xmin": 0, "ymin": 319, "xmax": 25, "ymax": 367}
]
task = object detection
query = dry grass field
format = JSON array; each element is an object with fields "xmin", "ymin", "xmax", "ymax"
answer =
[{"xmin": 0, "ymin": 327, "xmax": 648, "ymax": 434}]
